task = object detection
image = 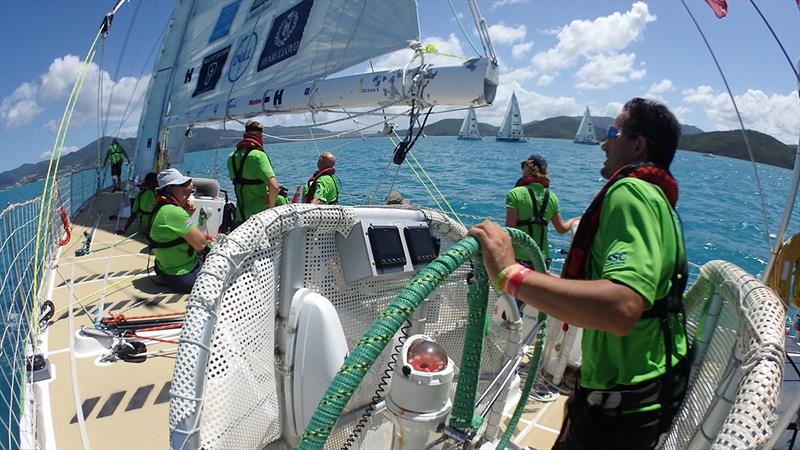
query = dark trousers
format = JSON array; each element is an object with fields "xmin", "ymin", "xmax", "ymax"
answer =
[
  {"xmin": 153, "ymin": 262, "xmax": 201, "ymax": 294},
  {"xmin": 111, "ymin": 162, "xmax": 122, "ymax": 177}
]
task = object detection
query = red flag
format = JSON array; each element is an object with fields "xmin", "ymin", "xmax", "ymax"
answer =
[{"xmin": 705, "ymin": 0, "xmax": 728, "ymax": 18}]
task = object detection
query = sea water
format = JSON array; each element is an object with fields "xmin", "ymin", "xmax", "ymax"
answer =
[{"xmin": 0, "ymin": 136, "xmax": 798, "ymax": 444}]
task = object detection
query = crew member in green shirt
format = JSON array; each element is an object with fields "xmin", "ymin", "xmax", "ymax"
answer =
[
  {"xmin": 505, "ymin": 153, "xmax": 577, "ymax": 268},
  {"xmin": 469, "ymin": 98, "xmax": 688, "ymax": 450},
  {"xmin": 303, "ymin": 151, "xmax": 341, "ymax": 204},
  {"xmin": 227, "ymin": 120, "xmax": 280, "ymax": 223},
  {"xmin": 104, "ymin": 138, "xmax": 130, "ymax": 192},
  {"xmin": 149, "ymin": 168, "xmax": 212, "ymax": 294},
  {"xmin": 117, "ymin": 172, "xmax": 157, "ymax": 235}
]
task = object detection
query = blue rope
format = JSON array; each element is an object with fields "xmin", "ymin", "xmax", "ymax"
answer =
[{"xmin": 447, "ymin": 0, "xmax": 482, "ymax": 57}]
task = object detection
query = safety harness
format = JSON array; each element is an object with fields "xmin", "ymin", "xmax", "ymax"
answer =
[
  {"xmin": 303, "ymin": 167, "xmax": 340, "ymax": 204},
  {"xmin": 516, "ymin": 185, "xmax": 550, "ymax": 255},
  {"xmin": 230, "ymin": 132, "xmax": 272, "ymax": 219},
  {"xmin": 563, "ymin": 162, "xmax": 689, "ymax": 436},
  {"xmin": 146, "ymin": 195, "xmax": 194, "ymax": 256}
]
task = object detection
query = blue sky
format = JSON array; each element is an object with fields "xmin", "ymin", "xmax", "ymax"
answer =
[{"xmin": 1, "ymin": 0, "xmax": 797, "ymax": 173}]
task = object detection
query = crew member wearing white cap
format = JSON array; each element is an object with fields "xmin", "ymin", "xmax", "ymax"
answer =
[{"xmin": 148, "ymin": 168, "xmax": 212, "ymax": 293}]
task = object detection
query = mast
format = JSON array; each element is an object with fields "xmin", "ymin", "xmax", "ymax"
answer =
[
  {"xmin": 458, "ymin": 108, "xmax": 471, "ymax": 137},
  {"xmin": 574, "ymin": 107, "xmax": 597, "ymax": 144},
  {"xmin": 497, "ymin": 92, "xmax": 523, "ymax": 141}
]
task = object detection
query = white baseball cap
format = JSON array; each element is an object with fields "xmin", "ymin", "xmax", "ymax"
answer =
[{"xmin": 157, "ymin": 168, "xmax": 192, "ymax": 189}]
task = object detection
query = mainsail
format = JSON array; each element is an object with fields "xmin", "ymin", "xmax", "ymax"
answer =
[
  {"xmin": 496, "ymin": 91, "xmax": 524, "ymax": 141},
  {"xmin": 458, "ymin": 106, "xmax": 481, "ymax": 140},
  {"xmin": 574, "ymin": 106, "xmax": 598, "ymax": 145},
  {"xmin": 134, "ymin": 0, "xmax": 498, "ymax": 180}
]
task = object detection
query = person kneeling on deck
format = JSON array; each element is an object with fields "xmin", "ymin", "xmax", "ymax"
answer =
[
  {"xmin": 506, "ymin": 153, "xmax": 577, "ymax": 270},
  {"xmin": 117, "ymin": 172, "xmax": 157, "ymax": 235},
  {"xmin": 469, "ymin": 98, "xmax": 688, "ymax": 450},
  {"xmin": 227, "ymin": 120, "xmax": 280, "ymax": 223},
  {"xmin": 148, "ymin": 168, "xmax": 212, "ymax": 294},
  {"xmin": 303, "ymin": 151, "xmax": 341, "ymax": 204}
]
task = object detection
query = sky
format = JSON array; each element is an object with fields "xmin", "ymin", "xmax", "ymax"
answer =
[{"xmin": 0, "ymin": 0, "xmax": 797, "ymax": 173}]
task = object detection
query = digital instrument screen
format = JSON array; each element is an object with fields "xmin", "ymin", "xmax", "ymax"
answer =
[
  {"xmin": 404, "ymin": 226, "xmax": 438, "ymax": 265},
  {"xmin": 367, "ymin": 226, "xmax": 407, "ymax": 269}
]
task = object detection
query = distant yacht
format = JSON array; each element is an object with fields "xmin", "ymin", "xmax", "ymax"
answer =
[
  {"xmin": 574, "ymin": 106, "xmax": 599, "ymax": 145},
  {"xmin": 496, "ymin": 92, "xmax": 526, "ymax": 142},
  {"xmin": 457, "ymin": 106, "xmax": 482, "ymax": 140}
]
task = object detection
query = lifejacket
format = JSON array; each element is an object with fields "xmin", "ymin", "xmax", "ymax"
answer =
[
  {"xmin": 563, "ymin": 162, "xmax": 688, "ymax": 433},
  {"xmin": 147, "ymin": 195, "xmax": 194, "ymax": 256},
  {"xmin": 303, "ymin": 167, "xmax": 340, "ymax": 204},
  {"xmin": 514, "ymin": 179, "xmax": 551, "ymax": 254}
]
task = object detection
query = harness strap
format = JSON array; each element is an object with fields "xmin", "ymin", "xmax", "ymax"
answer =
[
  {"xmin": 147, "ymin": 202, "xmax": 194, "ymax": 255},
  {"xmin": 231, "ymin": 147, "xmax": 270, "ymax": 218},
  {"xmin": 517, "ymin": 187, "xmax": 550, "ymax": 251}
]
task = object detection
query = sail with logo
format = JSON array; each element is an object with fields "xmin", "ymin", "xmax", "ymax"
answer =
[
  {"xmin": 457, "ymin": 106, "xmax": 482, "ymax": 140},
  {"xmin": 573, "ymin": 106, "xmax": 599, "ymax": 145},
  {"xmin": 495, "ymin": 91, "xmax": 525, "ymax": 142},
  {"xmin": 133, "ymin": 0, "xmax": 499, "ymax": 180}
]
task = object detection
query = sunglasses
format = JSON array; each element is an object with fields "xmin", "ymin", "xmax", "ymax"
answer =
[{"xmin": 607, "ymin": 126, "xmax": 622, "ymax": 140}]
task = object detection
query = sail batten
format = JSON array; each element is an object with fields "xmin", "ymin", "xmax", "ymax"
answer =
[{"xmin": 574, "ymin": 106, "xmax": 598, "ymax": 145}]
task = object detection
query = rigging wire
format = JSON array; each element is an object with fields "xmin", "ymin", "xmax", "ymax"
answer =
[
  {"xmin": 304, "ymin": 112, "xmax": 322, "ymax": 156},
  {"xmin": 748, "ymin": 0, "xmax": 800, "ymax": 83},
  {"xmin": 101, "ymin": 0, "xmax": 142, "ymax": 139},
  {"xmin": 447, "ymin": 0, "xmax": 482, "ymax": 57},
  {"xmin": 680, "ymin": 0, "xmax": 773, "ymax": 254}
]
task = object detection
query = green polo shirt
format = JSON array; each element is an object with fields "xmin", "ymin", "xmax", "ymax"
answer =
[
  {"xmin": 580, "ymin": 178, "xmax": 687, "ymax": 393},
  {"xmin": 506, "ymin": 184, "xmax": 559, "ymax": 260},
  {"xmin": 150, "ymin": 204, "xmax": 198, "ymax": 276},
  {"xmin": 132, "ymin": 189, "xmax": 155, "ymax": 230},
  {"xmin": 227, "ymin": 148, "xmax": 276, "ymax": 221},
  {"xmin": 303, "ymin": 174, "xmax": 340, "ymax": 204}
]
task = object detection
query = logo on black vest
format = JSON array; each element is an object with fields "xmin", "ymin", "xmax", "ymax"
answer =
[
  {"xmin": 193, "ymin": 46, "xmax": 231, "ymax": 97},
  {"xmin": 228, "ymin": 33, "xmax": 258, "ymax": 82},
  {"xmin": 257, "ymin": 0, "xmax": 313, "ymax": 72}
]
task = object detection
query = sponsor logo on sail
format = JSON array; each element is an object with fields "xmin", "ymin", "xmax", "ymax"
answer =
[
  {"xmin": 209, "ymin": 0, "xmax": 241, "ymax": 43},
  {"xmin": 257, "ymin": 0, "xmax": 313, "ymax": 72},
  {"xmin": 249, "ymin": 98, "xmax": 262, "ymax": 105},
  {"xmin": 228, "ymin": 32, "xmax": 257, "ymax": 82},
  {"xmin": 193, "ymin": 46, "xmax": 231, "ymax": 97}
]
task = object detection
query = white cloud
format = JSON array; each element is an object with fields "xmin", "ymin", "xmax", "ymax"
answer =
[
  {"xmin": 681, "ymin": 86, "xmax": 799, "ymax": 144},
  {"xmin": 604, "ymin": 102, "xmax": 624, "ymax": 119},
  {"xmin": 487, "ymin": 23, "xmax": 527, "ymax": 45},
  {"xmin": 1, "ymin": 54, "xmax": 150, "ymax": 133},
  {"xmin": 672, "ymin": 106, "xmax": 693, "ymax": 124},
  {"xmin": 575, "ymin": 53, "xmax": 646, "ymax": 90},
  {"xmin": 531, "ymin": 2, "xmax": 655, "ymax": 89},
  {"xmin": 1, "ymin": 82, "xmax": 43, "ymax": 129},
  {"xmin": 491, "ymin": 0, "xmax": 528, "ymax": 11},
  {"xmin": 371, "ymin": 34, "xmax": 466, "ymax": 70},
  {"xmin": 39, "ymin": 145, "xmax": 79, "ymax": 160},
  {"xmin": 644, "ymin": 79, "xmax": 674, "ymax": 100},
  {"xmin": 537, "ymin": 74, "xmax": 555, "ymax": 86},
  {"xmin": 501, "ymin": 66, "xmax": 536, "ymax": 85},
  {"xmin": 512, "ymin": 42, "xmax": 534, "ymax": 59},
  {"xmin": 478, "ymin": 81, "xmax": 582, "ymax": 127}
]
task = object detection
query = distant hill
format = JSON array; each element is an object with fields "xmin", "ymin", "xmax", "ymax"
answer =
[
  {"xmin": 0, "ymin": 125, "xmax": 327, "ymax": 190},
  {"xmin": 678, "ymin": 129, "xmax": 795, "ymax": 169}
]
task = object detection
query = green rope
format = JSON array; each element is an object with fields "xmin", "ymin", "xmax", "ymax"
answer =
[
  {"xmin": 298, "ymin": 227, "xmax": 547, "ymax": 448},
  {"xmin": 496, "ymin": 311, "xmax": 548, "ymax": 450},
  {"xmin": 449, "ymin": 227, "xmax": 547, "ymax": 433}
]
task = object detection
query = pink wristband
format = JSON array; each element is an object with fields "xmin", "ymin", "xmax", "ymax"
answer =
[{"xmin": 506, "ymin": 267, "xmax": 532, "ymax": 298}]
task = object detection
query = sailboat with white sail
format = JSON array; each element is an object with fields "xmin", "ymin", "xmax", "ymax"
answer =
[
  {"xmin": 574, "ymin": 106, "xmax": 599, "ymax": 145},
  {"xmin": 3, "ymin": 1, "xmax": 798, "ymax": 450},
  {"xmin": 457, "ymin": 106, "xmax": 482, "ymax": 140},
  {"xmin": 496, "ymin": 91, "xmax": 526, "ymax": 142}
]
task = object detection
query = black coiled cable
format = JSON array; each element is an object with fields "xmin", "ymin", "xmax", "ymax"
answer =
[{"xmin": 341, "ymin": 319, "xmax": 412, "ymax": 449}]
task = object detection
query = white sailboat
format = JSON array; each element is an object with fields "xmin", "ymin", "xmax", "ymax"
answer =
[
  {"xmin": 496, "ymin": 91, "xmax": 525, "ymax": 142},
  {"xmin": 574, "ymin": 106, "xmax": 599, "ymax": 145},
  {"xmin": 457, "ymin": 106, "xmax": 482, "ymax": 140},
  {"xmin": 3, "ymin": 1, "xmax": 798, "ymax": 450}
]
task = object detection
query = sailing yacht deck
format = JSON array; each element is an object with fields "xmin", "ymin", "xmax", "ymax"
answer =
[{"xmin": 41, "ymin": 190, "xmax": 184, "ymax": 449}]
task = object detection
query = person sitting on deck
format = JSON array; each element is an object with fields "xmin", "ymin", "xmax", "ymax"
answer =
[
  {"xmin": 117, "ymin": 172, "xmax": 157, "ymax": 235},
  {"xmin": 506, "ymin": 153, "xmax": 577, "ymax": 269},
  {"xmin": 104, "ymin": 138, "xmax": 130, "ymax": 193},
  {"xmin": 303, "ymin": 151, "xmax": 341, "ymax": 204},
  {"xmin": 227, "ymin": 120, "xmax": 280, "ymax": 223},
  {"xmin": 469, "ymin": 98, "xmax": 689, "ymax": 450},
  {"xmin": 148, "ymin": 168, "xmax": 213, "ymax": 294}
]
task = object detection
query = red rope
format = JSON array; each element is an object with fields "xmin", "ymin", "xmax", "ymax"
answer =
[
  {"xmin": 58, "ymin": 206, "xmax": 71, "ymax": 246},
  {"xmin": 105, "ymin": 311, "xmax": 185, "ymax": 324}
]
